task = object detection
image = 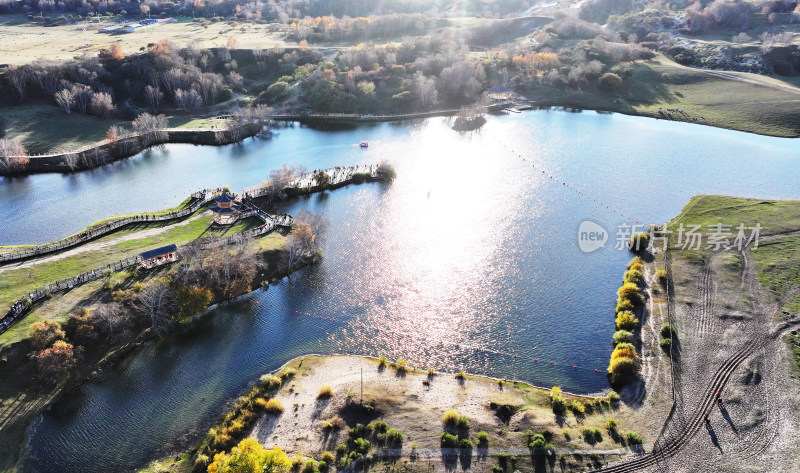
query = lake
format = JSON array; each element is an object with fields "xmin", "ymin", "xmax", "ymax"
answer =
[{"xmin": 5, "ymin": 110, "xmax": 798, "ymax": 472}]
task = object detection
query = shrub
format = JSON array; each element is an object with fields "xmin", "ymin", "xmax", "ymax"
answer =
[
  {"xmin": 660, "ymin": 338, "xmax": 672, "ymax": 350},
  {"xmin": 617, "ymin": 283, "xmax": 642, "ymax": 304},
  {"xmin": 442, "ymin": 409, "xmax": 460, "ymax": 425},
  {"xmin": 303, "ymin": 459, "xmax": 316, "ymax": 473},
  {"xmin": 460, "ymin": 438, "xmax": 473, "ymax": 449},
  {"xmin": 369, "ymin": 420, "xmax": 388, "ymax": 433},
  {"xmin": 378, "ymin": 356, "xmax": 387, "ymax": 367},
  {"xmin": 623, "ymin": 269, "xmax": 644, "ymax": 285},
  {"xmin": 656, "ymin": 269, "xmax": 668, "ymax": 284},
  {"xmin": 477, "ymin": 431, "xmax": 489, "ymax": 444},
  {"xmin": 616, "ymin": 297, "xmax": 636, "ymax": 313},
  {"xmin": 550, "ymin": 386, "xmax": 567, "ymax": 415},
  {"xmin": 570, "ymin": 400, "xmax": 586, "ymax": 414},
  {"xmin": 394, "ymin": 358, "xmax": 408, "ymax": 372},
  {"xmin": 581, "ymin": 428, "xmax": 602, "ymax": 443},
  {"xmin": 456, "ymin": 415, "xmax": 470, "ymax": 430},
  {"xmin": 625, "ymin": 431, "xmax": 644, "ymax": 444},
  {"xmin": 616, "ymin": 311, "xmax": 639, "ymax": 330},
  {"xmin": 353, "ymin": 437, "xmax": 370, "ymax": 454},
  {"xmin": 349, "ymin": 423, "xmax": 372, "ymax": 439},
  {"xmin": 317, "ymin": 461, "xmax": 328, "ymax": 473},
  {"xmin": 386, "ymin": 428, "xmax": 404, "ymax": 445},
  {"xmin": 660, "ymin": 324, "xmax": 674, "ymax": 338},
  {"xmin": 317, "ymin": 385, "xmax": 334, "ymax": 399},
  {"xmin": 427, "ymin": 366, "xmax": 436, "ymax": 376},
  {"xmin": 321, "ymin": 416, "xmax": 345, "ymax": 430},
  {"xmin": 608, "ymin": 356, "xmax": 638, "ymax": 385},
  {"xmin": 321, "ymin": 451, "xmax": 335, "ymax": 464},
  {"xmin": 628, "ymin": 232, "xmax": 650, "ymax": 252},
  {"xmin": 613, "ymin": 330, "xmax": 633, "ymax": 345},
  {"xmin": 606, "ymin": 419, "xmax": 618, "ymax": 431},
  {"xmin": 336, "ymin": 457, "xmax": 351, "ymax": 470},
  {"xmin": 629, "ymin": 262, "xmax": 644, "ymax": 272},
  {"xmin": 598, "ymin": 72, "xmax": 622, "ymax": 91},
  {"xmin": 264, "ymin": 398, "xmax": 284, "ymax": 414},
  {"xmin": 613, "ymin": 342, "xmax": 636, "ymax": 352},
  {"xmin": 291, "ymin": 455, "xmax": 304, "ymax": 472},
  {"xmin": 260, "ymin": 374, "xmax": 282, "ymax": 390},
  {"xmin": 528, "ymin": 433, "xmax": 546, "ymax": 449},
  {"xmin": 280, "ymin": 368, "xmax": 297, "ymax": 379},
  {"xmin": 607, "ymin": 391, "xmax": 620, "ymax": 403},
  {"xmin": 441, "ymin": 432, "xmax": 459, "ymax": 448},
  {"xmin": 455, "ymin": 370, "xmax": 466, "ymax": 379},
  {"xmin": 336, "ymin": 444, "xmax": 347, "ymax": 455},
  {"xmin": 627, "ymin": 256, "xmax": 643, "ymax": 268}
]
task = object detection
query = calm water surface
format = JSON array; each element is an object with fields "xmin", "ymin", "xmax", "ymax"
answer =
[{"xmin": 6, "ymin": 111, "xmax": 798, "ymax": 472}]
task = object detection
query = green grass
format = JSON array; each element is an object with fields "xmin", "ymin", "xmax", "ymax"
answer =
[
  {"xmin": 1, "ymin": 198, "xmax": 201, "ymax": 253},
  {"xmin": 0, "ymin": 105, "xmax": 127, "ymax": 154},
  {"xmin": 670, "ymin": 195, "xmax": 800, "ymax": 372},
  {"xmin": 528, "ymin": 54, "xmax": 800, "ymax": 138},
  {"xmin": 668, "ymin": 195, "xmax": 800, "ymax": 235},
  {"xmin": 0, "ymin": 214, "xmax": 220, "ymax": 309}
]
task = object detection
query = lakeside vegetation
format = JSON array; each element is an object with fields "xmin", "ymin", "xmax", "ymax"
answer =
[
  {"xmin": 138, "ymin": 355, "xmax": 656, "ymax": 473},
  {"xmin": 0, "ymin": 0, "xmax": 798, "ymax": 167}
]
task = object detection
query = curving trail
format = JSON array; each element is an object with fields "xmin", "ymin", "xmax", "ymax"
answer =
[{"xmin": 597, "ymin": 244, "xmax": 799, "ymax": 473}]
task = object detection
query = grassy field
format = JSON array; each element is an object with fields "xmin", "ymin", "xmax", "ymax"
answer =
[
  {"xmin": 0, "ymin": 104, "xmax": 233, "ymax": 154},
  {"xmin": 0, "ymin": 14, "xmax": 288, "ymax": 65},
  {"xmin": 529, "ymin": 54, "xmax": 800, "ymax": 138},
  {"xmin": 668, "ymin": 195, "xmax": 800, "ymax": 372},
  {"xmin": 0, "ymin": 213, "xmax": 266, "ymax": 326}
]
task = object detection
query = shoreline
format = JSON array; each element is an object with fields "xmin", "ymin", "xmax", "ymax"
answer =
[
  {"xmin": 137, "ymin": 354, "xmax": 658, "ymax": 473},
  {"xmin": 3, "ymin": 102, "xmax": 797, "ymax": 179}
]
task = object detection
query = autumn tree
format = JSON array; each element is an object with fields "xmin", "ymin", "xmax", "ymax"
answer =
[
  {"xmin": 30, "ymin": 319, "xmax": 65, "ymax": 351},
  {"xmin": 208, "ymin": 438, "xmax": 291, "ymax": 473},
  {"xmin": 174, "ymin": 285, "xmax": 213, "ymax": 322},
  {"xmin": 36, "ymin": 340, "xmax": 79, "ymax": 381}
]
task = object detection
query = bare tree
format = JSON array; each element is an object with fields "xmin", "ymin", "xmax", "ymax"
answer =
[
  {"xmin": 132, "ymin": 113, "xmax": 169, "ymax": 146},
  {"xmin": 90, "ymin": 92, "xmax": 115, "ymax": 118},
  {"xmin": 54, "ymin": 88, "xmax": 75, "ymax": 114},
  {"xmin": 63, "ymin": 152, "xmax": 80, "ymax": 171},
  {"xmin": 144, "ymin": 85, "xmax": 164, "ymax": 113},
  {"xmin": 174, "ymin": 88, "xmax": 203, "ymax": 111},
  {"xmin": 71, "ymin": 84, "xmax": 93, "ymax": 114},
  {"xmin": 283, "ymin": 235, "xmax": 304, "ymax": 272},
  {"xmin": 3, "ymin": 65, "xmax": 29, "ymax": 101},
  {"xmin": 135, "ymin": 280, "xmax": 176, "ymax": 336},
  {"xmin": 0, "ymin": 139, "xmax": 27, "ymax": 173}
]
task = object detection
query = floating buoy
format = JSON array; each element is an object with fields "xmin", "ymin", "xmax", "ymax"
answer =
[
  {"xmin": 550, "ymin": 361, "xmax": 555, "ymax": 364},
  {"xmin": 573, "ymin": 365, "xmax": 577, "ymax": 369},
  {"xmin": 534, "ymin": 358, "xmax": 538, "ymax": 361}
]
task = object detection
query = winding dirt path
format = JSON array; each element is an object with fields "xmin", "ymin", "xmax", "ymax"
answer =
[
  {"xmin": 0, "ymin": 210, "xmax": 209, "ymax": 273},
  {"xmin": 597, "ymin": 247, "xmax": 796, "ymax": 472}
]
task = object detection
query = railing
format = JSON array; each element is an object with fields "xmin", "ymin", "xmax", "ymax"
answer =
[
  {"xmin": 0, "ymin": 190, "xmax": 214, "ymax": 264},
  {"xmin": 0, "ymin": 256, "xmax": 142, "ymax": 336},
  {"xmin": 0, "ymin": 206, "xmax": 295, "ymax": 336},
  {"xmin": 243, "ymin": 163, "xmax": 384, "ymax": 199}
]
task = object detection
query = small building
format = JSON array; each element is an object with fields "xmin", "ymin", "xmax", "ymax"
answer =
[
  {"xmin": 487, "ymin": 85, "xmax": 514, "ymax": 101},
  {"xmin": 209, "ymin": 189, "xmax": 244, "ymax": 225},
  {"xmin": 140, "ymin": 244, "xmax": 178, "ymax": 269}
]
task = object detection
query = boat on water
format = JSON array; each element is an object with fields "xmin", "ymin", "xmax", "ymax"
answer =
[{"xmin": 359, "ymin": 141, "xmax": 369, "ymax": 148}]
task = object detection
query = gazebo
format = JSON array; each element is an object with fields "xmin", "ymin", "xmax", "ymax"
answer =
[
  {"xmin": 140, "ymin": 244, "xmax": 178, "ymax": 269},
  {"xmin": 210, "ymin": 189, "xmax": 244, "ymax": 225}
]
